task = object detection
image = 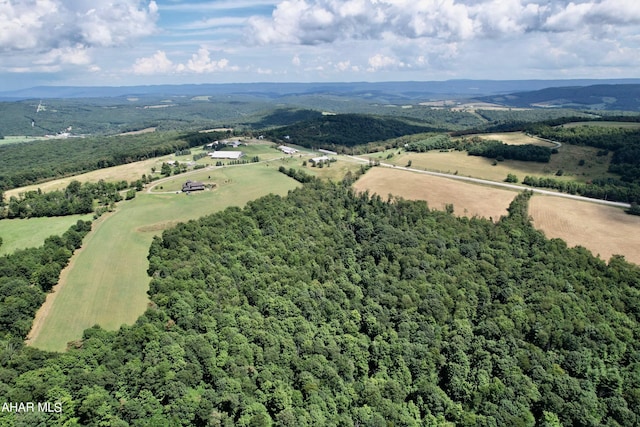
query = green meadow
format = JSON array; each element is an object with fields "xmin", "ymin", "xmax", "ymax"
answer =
[
  {"xmin": 28, "ymin": 164, "xmax": 300, "ymax": 352},
  {"xmin": 0, "ymin": 214, "xmax": 93, "ymax": 255}
]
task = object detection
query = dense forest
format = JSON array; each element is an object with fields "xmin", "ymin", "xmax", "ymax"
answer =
[
  {"xmin": 264, "ymin": 114, "xmax": 441, "ymax": 153},
  {"xmin": 1, "ymin": 181, "xmax": 639, "ymax": 426},
  {"xmin": 0, "ymin": 132, "xmax": 190, "ymax": 191}
]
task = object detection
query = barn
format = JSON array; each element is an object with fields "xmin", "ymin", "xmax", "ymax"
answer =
[{"xmin": 208, "ymin": 151, "xmax": 244, "ymax": 160}]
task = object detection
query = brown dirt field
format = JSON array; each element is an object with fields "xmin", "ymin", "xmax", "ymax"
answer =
[
  {"xmin": 354, "ymin": 167, "xmax": 640, "ymax": 265},
  {"xmin": 353, "ymin": 167, "xmax": 518, "ymax": 220},
  {"xmin": 529, "ymin": 195, "xmax": 640, "ymax": 265}
]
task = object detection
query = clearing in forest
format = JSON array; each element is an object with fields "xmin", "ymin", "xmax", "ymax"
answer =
[
  {"xmin": 27, "ymin": 165, "xmax": 300, "ymax": 352},
  {"xmin": 354, "ymin": 167, "xmax": 640, "ymax": 265},
  {"xmin": 372, "ymin": 132, "xmax": 614, "ymax": 183},
  {"xmin": 0, "ymin": 214, "xmax": 93, "ymax": 255}
]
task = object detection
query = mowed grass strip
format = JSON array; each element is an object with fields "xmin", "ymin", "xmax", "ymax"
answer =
[
  {"xmin": 28, "ymin": 165, "xmax": 300, "ymax": 352},
  {"xmin": 0, "ymin": 214, "xmax": 93, "ymax": 255},
  {"xmin": 354, "ymin": 167, "xmax": 640, "ymax": 265}
]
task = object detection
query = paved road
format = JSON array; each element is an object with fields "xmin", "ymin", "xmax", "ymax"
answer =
[{"xmin": 345, "ymin": 155, "xmax": 631, "ymax": 209}]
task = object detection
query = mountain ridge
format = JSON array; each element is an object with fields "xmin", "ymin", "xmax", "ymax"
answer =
[{"xmin": 3, "ymin": 79, "xmax": 640, "ymax": 101}]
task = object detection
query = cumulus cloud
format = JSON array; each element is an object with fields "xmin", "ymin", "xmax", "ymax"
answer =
[
  {"xmin": 180, "ymin": 48, "xmax": 235, "ymax": 73},
  {"xmin": 247, "ymin": 0, "xmax": 640, "ymax": 45},
  {"xmin": 133, "ymin": 48, "xmax": 236, "ymax": 75},
  {"xmin": 0, "ymin": 0, "xmax": 158, "ymax": 51},
  {"xmin": 132, "ymin": 50, "xmax": 175, "ymax": 75}
]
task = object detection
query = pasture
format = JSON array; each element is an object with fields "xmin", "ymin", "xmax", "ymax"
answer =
[
  {"xmin": 0, "ymin": 214, "xmax": 93, "ymax": 255},
  {"xmin": 27, "ymin": 164, "xmax": 301, "ymax": 352},
  {"xmin": 4, "ymin": 140, "xmax": 295, "ymax": 198},
  {"xmin": 371, "ymin": 132, "xmax": 614, "ymax": 183},
  {"xmin": 354, "ymin": 167, "xmax": 640, "ymax": 265}
]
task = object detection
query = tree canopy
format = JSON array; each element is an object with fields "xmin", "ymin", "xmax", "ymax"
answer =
[{"xmin": 1, "ymin": 181, "xmax": 639, "ymax": 426}]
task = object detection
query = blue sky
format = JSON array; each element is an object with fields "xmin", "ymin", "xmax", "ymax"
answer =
[{"xmin": 1, "ymin": 0, "xmax": 639, "ymax": 90}]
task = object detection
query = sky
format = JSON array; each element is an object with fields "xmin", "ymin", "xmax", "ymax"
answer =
[{"xmin": 1, "ymin": 0, "xmax": 639, "ymax": 90}]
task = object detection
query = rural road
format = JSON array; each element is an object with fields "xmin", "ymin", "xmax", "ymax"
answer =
[{"xmin": 345, "ymin": 155, "xmax": 631, "ymax": 209}]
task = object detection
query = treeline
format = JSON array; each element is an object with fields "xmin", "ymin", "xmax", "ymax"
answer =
[
  {"xmin": 526, "ymin": 124, "xmax": 640, "ymax": 202},
  {"xmin": 1, "ymin": 182, "xmax": 639, "ymax": 425},
  {"xmin": 1, "ymin": 177, "xmax": 153, "ymax": 220},
  {"xmin": 278, "ymin": 166, "xmax": 315, "ymax": 183},
  {"xmin": 0, "ymin": 219, "xmax": 91, "ymax": 338},
  {"xmin": 1, "ymin": 180, "xmax": 129, "ymax": 219},
  {"xmin": 523, "ymin": 175, "xmax": 640, "ymax": 204},
  {"xmin": 466, "ymin": 139, "xmax": 552, "ymax": 162},
  {"xmin": 404, "ymin": 134, "xmax": 455, "ymax": 152},
  {"xmin": 0, "ymin": 131, "xmax": 199, "ymax": 191},
  {"xmin": 405, "ymin": 135, "xmax": 552, "ymax": 162},
  {"xmin": 264, "ymin": 114, "xmax": 440, "ymax": 153}
]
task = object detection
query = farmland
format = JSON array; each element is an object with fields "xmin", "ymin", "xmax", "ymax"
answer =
[
  {"xmin": 0, "ymin": 214, "xmax": 93, "ymax": 255},
  {"xmin": 27, "ymin": 164, "xmax": 301, "ymax": 351},
  {"xmin": 353, "ymin": 167, "xmax": 640, "ymax": 265},
  {"xmin": 371, "ymin": 131, "xmax": 615, "ymax": 183}
]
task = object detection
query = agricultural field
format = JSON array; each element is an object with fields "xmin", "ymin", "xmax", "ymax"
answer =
[
  {"xmin": 27, "ymin": 164, "xmax": 301, "ymax": 352},
  {"xmin": 0, "ymin": 214, "xmax": 93, "ymax": 255},
  {"xmin": 353, "ymin": 167, "xmax": 640, "ymax": 265},
  {"xmin": 559, "ymin": 121, "xmax": 640, "ymax": 129},
  {"xmin": 353, "ymin": 166, "xmax": 519, "ymax": 219},
  {"xmin": 371, "ymin": 132, "xmax": 615, "ymax": 183},
  {"xmin": 3, "ymin": 140, "xmax": 297, "ymax": 198}
]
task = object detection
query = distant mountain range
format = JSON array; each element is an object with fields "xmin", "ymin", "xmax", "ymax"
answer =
[
  {"xmin": 2, "ymin": 79, "xmax": 640, "ymax": 104},
  {"xmin": 479, "ymin": 84, "xmax": 640, "ymax": 111}
]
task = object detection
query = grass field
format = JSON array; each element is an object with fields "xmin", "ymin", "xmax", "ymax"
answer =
[
  {"xmin": 0, "ymin": 214, "xmax": 93, "ymax": 255},
  {"xmin": 4, "ymin": 140, "xmax": 304, "ymax": 198},
  {"xmin": 370, "ymin": 132, "xmax": 614, "ymax": 184},
  {"xmin": 27, "ymin": 164, "xmax": 301, "ymax": 352},
  {"xmin": 354, "ymin": 167, "xmax": 640, "ymax": 265},
  {"xmin": 0, "ymin": 136, "xmax": 46, "ymax": 146},
  {"xmin": 559, "ymin": 121, "xmax": 640, "ymax": 129}
]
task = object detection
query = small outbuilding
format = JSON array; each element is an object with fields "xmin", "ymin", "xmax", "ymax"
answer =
[{"xmin": 182, "ymin": 180, "xmax": 205, "ymax": 192}]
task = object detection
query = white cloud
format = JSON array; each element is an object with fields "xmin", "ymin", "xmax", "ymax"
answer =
[
  {"xmin": 367, "ymin": 53, "xmax": 397, "ymax": 71},
  {"xmin": 133, "ymin": 48, "xmax": 236, "ymax": 75},
  {"xmin": 248, "ymin": 0, "xmax": 640, "ymax": 45},
  {"xmin": 0, "ymin": 0, "xmax": 158, "ymax": 51},
  {"xmin": 133, "ymin": 50, "xmax": 175, "ymax": 75},
  {"xmin": 183, "ymin": 48, "xmax": 235, "ymax": 73},
  {"xmin": 33, "ymin": 45, "xmax": 92, "ymax": 66}
]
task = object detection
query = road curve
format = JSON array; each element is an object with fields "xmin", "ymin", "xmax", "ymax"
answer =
[{"xmin": 345, "ymin": 155, "xmax": 631, "ymax": 209}]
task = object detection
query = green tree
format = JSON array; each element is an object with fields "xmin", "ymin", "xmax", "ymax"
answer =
[{"xmin": 505, "ymin": 173, "xmax": 519, "ymax": 183}]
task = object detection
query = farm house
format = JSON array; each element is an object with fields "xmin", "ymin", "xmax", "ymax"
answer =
[{"xmin": 182, "ymin": 180, "xmax": 205, "ymax": 192}]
